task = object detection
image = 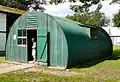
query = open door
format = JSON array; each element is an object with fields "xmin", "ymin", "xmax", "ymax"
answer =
[
  {"xmin": 37, "ymin": 28, "xmax": 48, "ymax": 65},
  {"xmin": 27, "ymin": 29, "xmax": 37, "ymax": 62}
]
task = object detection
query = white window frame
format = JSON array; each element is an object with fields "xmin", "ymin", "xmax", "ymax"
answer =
[{"xmin": 18, "ymin": 29, "xmax": 27, "ymax": 46}]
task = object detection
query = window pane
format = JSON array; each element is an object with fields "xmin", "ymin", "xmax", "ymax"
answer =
[
  {"xmin": 18, "ymin": 38, "xmax": 22, "ymax": 44},
  {"xmin": 91, "ymin": 28, "xmax": 99, "ymax": 39},
  {"xmin": 23, "ymin": 39, "xmax": 26, "ymax": 45},
  {"xmin": 23, "ymin": 30, "xmax": 26, "ymax": 36},
  {"xmin": 18, "ymin": 30, "xmax": 22, "ymax": 36}
]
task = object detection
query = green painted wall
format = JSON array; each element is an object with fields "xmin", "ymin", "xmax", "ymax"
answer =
[{"xmin": 6, "ymin": 12, "xmax": 112, "ymax": 68}]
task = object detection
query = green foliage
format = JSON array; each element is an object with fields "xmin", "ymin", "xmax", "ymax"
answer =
[
  {"xmin": 66, "ymin": 12, "xmax": 110, "ymax": 27},
  {"xmin": 0, "ymin": 0, "xmax": 46, "ymax": 11},
  {"xmin": 111, "ymin": 0, "xmax": 120, "ymax": 4},
  {"xmin": 26, "ymin": 0, "xmax": 46, "ymax": 11},
  {"xmin": 0, "ymin": 0, "xmax": 27, "ymax": 10},
  {"xmin": 50, "ymin": 0, "xmax": 101, "ymax": 5},
  {"xmin": 113, "ymin": 10, "xmax": 120, "ymax": 27},
  {"xmin": 50, "ymin": 0, "xmax": 105, "ymax": 13}
]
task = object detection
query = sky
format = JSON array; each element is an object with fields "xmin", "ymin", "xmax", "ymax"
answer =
[
  {"xmin": 91, "ymin": 0, "xmax": 120, "ymax": 19},
  {"xmin": 43, "ymin": 0, "xmax": 120, "ymax": 19},
  {"xmin": 44, "ymin": 3, "xmax": 75, "ymax": 17}
]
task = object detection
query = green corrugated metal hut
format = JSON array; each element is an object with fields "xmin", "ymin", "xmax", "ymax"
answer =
[{"xmin": 6, "ymin": 12, "xmax": 112, "ymax": 68}]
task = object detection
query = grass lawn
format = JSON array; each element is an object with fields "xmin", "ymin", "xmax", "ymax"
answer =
[
  {"xmin": 71, "ymin": 45, "xmax": 120, "ymax": 81},
  {"xmin": 0, "ymin": 46, "xmax": 120, "ymax": 82},
  {"xmin": 0, "ymin": 56, "xmax": 5, "ymax": 63},
  {"xmin": 71, "ymin": 46, "xmax": 120, "ymax": 72},
  {"xmin": 0, "ymin": 71, "xmax": 118, "ymax": 82}
]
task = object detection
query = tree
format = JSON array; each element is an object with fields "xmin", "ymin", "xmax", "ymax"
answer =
[
  {"xmin": 66, "ymin": 11, "xmax": 110, "ymax": 27},
  {"xmin": 0, "ymin": 0, "xmax": 27, "ymax": 10},
  {"xmin": 50, "ymin": 0, "xmax": 109, "ymax": 27},
  {"xmin": 26, "ymin": 0, "xmax": 46, "ymax": 11},
  {"xmin": 110, "ymin": 0, "xmax": 120, "ymax": 4},
  {"xmin": 0, "ymin": 0, "xmax": 46, "ymax": 11},
  {"xmin": 113, "ymin": 10, "xmax": 120, "ymax": 27},
  {"xmin": 50, "ymin": 0, "xmax": 105, "ymax": 13},
  {"xmin": 50, "ymin": 0, "xmax": 112, "ymax": 27}
]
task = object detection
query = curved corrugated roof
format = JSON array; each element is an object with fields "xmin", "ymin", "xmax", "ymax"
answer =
[{"xmin": 52, "ymin": 15, "xmax": 99, "ymax": 29}]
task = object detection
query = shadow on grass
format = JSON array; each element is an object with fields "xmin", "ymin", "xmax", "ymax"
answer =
[{"xmin": 74, "ymin": 49, "xmax": 120, "ymax": 68}]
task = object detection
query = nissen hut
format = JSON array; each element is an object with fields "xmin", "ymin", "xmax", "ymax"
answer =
[{"xmin": 6, "ymin": 12, "xmax": 113, "ymax": 68}]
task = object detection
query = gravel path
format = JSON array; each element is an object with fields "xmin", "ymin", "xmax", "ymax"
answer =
[
  {"xmin": 0, "ymin": 63, "xmax": 120, "ymax": 78},
  {"xmin": 24, "ymin": 66, "xmax": 86, "ymax": 76},
  {"xmin": 0, "ymin": 63, "xmax": 84, "ymax": 76},
  {"xmin": 0, "ymin": 63, "xmax": 35, "ymax": 74}
]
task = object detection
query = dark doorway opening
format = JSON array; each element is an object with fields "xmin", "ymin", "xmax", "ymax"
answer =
[{"xmin": 27, "ymin": 29, "xmax": 37, "ymax": 61}]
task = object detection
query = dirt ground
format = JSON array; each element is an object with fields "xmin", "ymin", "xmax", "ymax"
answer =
[
  {"xmin": 0, "ymin": 63, "xmax": 35, "ymax": 74},
  {"xmin": 24, "ymin": 66, "xmax": 82, "ymax": 76},
  {"xmin": 1, "ymin": 62, "xmax": 120, "ymax": 78},
  {"xmin": 0, "ymin": 62, "xmax": 82, "ymax": 76}
]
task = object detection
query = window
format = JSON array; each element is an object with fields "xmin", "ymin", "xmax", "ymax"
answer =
[
  {"xmin": 18, "ymin": 38, "xmax": 22, "ymax": 44},
  {"xmin": 18, "ymin": 30, "xmax": 27, "ymax": 45},
  {"xmin": 23, "ymin": 30, "xmax": 26, "ymax": 36},
  {"xmin": 23, "ymin": 38, "xmax": 26, "ymax": 44},
  {"xmin": 18, "ymin": 30, "xmax": 22, "ymax": 36},
  {"xmin": 91, "ymin": 28, "xmax": 99, "ymax": 39}
]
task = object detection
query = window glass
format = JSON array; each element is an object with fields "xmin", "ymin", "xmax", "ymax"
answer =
[
  {"xmin": 18, "ymin": 38, "xmax": 22, "ymax": 44},
  {"xmin": 91, "ymin": 28, "xmax": 99, "ymax": 39},
  {"xmin": 23, "ymin": 30, "xmax": 26, "ymax": 36},
  {"xmin": 23, "ymin": 39, "xmax": 26, "ymax": 45},
  {"xmin": 18, "ymin": 30, "xmax": 27, "ymax": 45},
  {"xmin": 18, "ymin": 30, "xmax": 22, "ymax": 36}
]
